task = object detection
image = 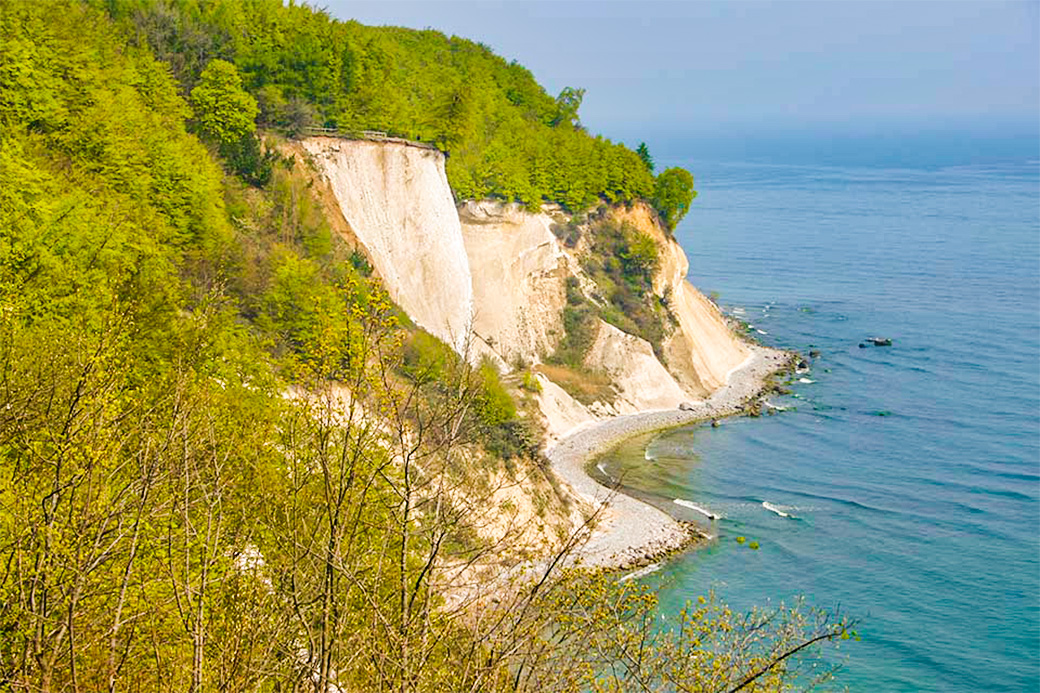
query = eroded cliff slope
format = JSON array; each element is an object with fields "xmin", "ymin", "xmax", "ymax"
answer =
[
  {"xmin": 609, "ymin": 204, "xmax": 749, "ymax": 394},
  {"xmin": 304, "ymin": 137, "xmax": 748, "ymax": 440}
]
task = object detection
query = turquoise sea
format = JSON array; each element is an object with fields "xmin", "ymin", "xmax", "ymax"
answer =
[{"xmin": 600, "ymin": 135, "xmax": 1040, "ymax": 690}]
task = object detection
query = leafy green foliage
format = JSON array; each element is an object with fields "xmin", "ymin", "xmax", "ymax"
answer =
[
  {"xmin": 548, "ymin": 277, "xmax": 599, "ymax": 370},
  {"xmin": 520, "ymin": 369, "xmax": 543, "ymax": 393},
  {"xmin": 551, "ymin": 86, "xmax": 585, "ymax": 128},
  {"xmin": 520, "ymin": 577, "xmax": 857, "ymax": 692},
  {"xmin": 636, "ymin": 141, "xmax": 654, "ymax": 172},
  {"xmin": 401, "ymin": 331, "xmax": 538, "ymax": 460},
  {"xmin": 190, "ymin": 59, "xmax": 258, "ymax": 145},
  {"xmin": 222, "ymin": 128, "xmax": 275, "ymax": 186},
  {"xmin": 188, "ymin": 58, "xmax": 274, "ymax": 185},
  {"xmin": 544, "ymin": 214, "xmax": 674, "ymax": 401},
  {"xmin": 580, "ymin": 218, "xmax": 673, "ymax": 357},
  {"xmin": 653, "ymin": 166, "xmax": 697, "ymax": 231},
  {"xmin": 0, "ymin": 0, "xmax": 228, "ymax": 330},
  {"xmin": 105, "ymin": 0, "xmax": 663, "ymax": 211}
]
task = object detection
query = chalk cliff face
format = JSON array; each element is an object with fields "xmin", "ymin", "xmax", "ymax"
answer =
[
  {"xmin": 585, "ymin": 320, "xmax": 691, "ymax": 410},
  {"xmin": 608, "ymin": 204, "xmax": 749, "ymax": 395},
  {"xmin": 302, "ymin": 138, "xmax": 474, "ymax": 352},
  {"xmin": 458, "ymin": 200, "xmax": 568, "ymax": 366},
  {"xmin": 304, "ymin": 137, "xmax": 748, "ymax": 441}
]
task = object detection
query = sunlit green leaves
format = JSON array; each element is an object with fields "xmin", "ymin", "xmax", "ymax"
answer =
[
  {"xmin": 190, "ymin": 59, "xmax": 258, "ymax": 146},
  {"xmin": 653, "ymin": 167, "xmax": 697, "ymax": 232}
]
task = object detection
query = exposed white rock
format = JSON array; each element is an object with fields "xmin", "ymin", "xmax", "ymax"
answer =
[
  {"xmin": 608, "ymin": 204, "xmax": 749, "ymax": 394},
  {"xmin": 458, "ymin": 200, "xmax": 567, "ymax": 367},
  {"xmin": 583, "ymin": 320, "xmax": 690, "ymax": 412},
  {"xmin": 303, "ymin": 139, "xmax": 749, "ymax": 446},
  {"xmin": 302, "ymin": 138, "xmax": 474, "ymax": 353},
  {"xmin": 669, "ymin": 282, "xmax": 747, "ymax": 392},
  {"xmin": 533, "ymin": 374, "xmax": 596, "ymax": 443}
]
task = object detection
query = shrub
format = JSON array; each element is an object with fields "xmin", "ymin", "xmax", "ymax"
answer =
[{"xmin": 520, "ymin": 370, "xmax": 543, "ymax": 393}]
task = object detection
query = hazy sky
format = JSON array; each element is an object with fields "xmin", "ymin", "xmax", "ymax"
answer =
[{"xmin": 323, "ymin": 0, "xmax": 1038, "ymax": 147}]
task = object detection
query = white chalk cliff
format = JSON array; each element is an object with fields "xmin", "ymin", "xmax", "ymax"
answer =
[
  {"xmin": 609, "ymin": 204, "xmax": 749, "ymax": 395},
  {"xmin": 302, "ymin": 138, "xmax": 474, "ymax": 352},
  {"xmin": 303, "ymin": 137, "xmax": 748, "ymax": 439},
  {"xmin": 458, "ymin": 200, "xmax": 572, "ymax": 367}
]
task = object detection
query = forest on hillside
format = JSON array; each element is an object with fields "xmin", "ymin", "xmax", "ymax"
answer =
[
  {"xmin": 105, "ymin": 0, "xmax": 696, "ymax": 223},
  {"xmin": 0, "ymin": 0, "xmax": 851, "ymax": 689}
]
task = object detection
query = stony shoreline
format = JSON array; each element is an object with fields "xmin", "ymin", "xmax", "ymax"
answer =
[{"xmin": 547, "ymin": 344, "xmax": 794, "ymax": 570}]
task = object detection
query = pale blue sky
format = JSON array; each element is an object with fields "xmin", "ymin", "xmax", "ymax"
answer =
[{"xmin": 324, "ymin": 1, "xmax": 1037, "ymax": 136}]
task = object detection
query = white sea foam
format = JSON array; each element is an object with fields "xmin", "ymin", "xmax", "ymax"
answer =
[
  {"xmin": 674, "ymin": 499, "xmax": 719, "ymax": 520},
  {"xmin": 620, "ymin": 563, "xmax": 661, "ymax": 582},
  {"xmin": 756, "ymin": 329, "xmax": 769, "ymax": 335},
  {"xmin": 763, "ymin": 501, "xmax": 791, "ymax": 518},
  {"xmin": 798, "ymin": 377, "xmax": 815, "ymax": 384}
]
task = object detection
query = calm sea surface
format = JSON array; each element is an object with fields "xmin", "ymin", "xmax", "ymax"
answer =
[{"xmin": 599, "ymin": 147, "xmax": 1040, "ymax": 690}]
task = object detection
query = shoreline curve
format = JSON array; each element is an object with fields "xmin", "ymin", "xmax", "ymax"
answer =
[{"xmin": 547, "ymin": 343, "xmax": 793, "ymax": 570}]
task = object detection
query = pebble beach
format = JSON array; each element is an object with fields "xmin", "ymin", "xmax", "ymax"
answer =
[{"xmin": 548, "ymin": 344, "xmax": 793, "ymax": 569}]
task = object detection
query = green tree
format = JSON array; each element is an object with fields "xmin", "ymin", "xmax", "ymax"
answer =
[
  {"xmin": 432, "ymin": 82, "xmax": 477, "ymax": 151},
  {"xmin": 653, "ymin": 166, "xmax": 697, "ymax": 231},
  {"xmin": 189, "ymin": 59, "xmax": 258, "ymax": 146},
  {"xmin": 636, "ymin": 141, "xmax": 654, "ymax": 172},
  {"xmin": 551, "ymin": 86, "xmax": 585, "ymax": 128}
]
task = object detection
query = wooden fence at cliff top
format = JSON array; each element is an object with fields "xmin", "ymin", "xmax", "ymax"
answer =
[{"xmin": 302, "ymin": 126, "xmax": 439, "ymax": 151}]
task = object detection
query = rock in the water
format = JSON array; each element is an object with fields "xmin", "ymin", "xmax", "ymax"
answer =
[
  {"xmin": 711, "ymin": 420, "xmax": 720, "ymax": 428},
  {"xmin": 869, "ymin": 337, "xmax": 893, "ymax": 346},
  {"xmin": 809, "ymin": 349, "xmax": 821, "ymax": 358},
  {"xmin": 859, "ymin": 342, "xmax": 869, "ymax": 348}
]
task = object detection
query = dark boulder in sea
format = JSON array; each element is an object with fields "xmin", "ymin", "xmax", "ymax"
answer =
[
  {"xmin": 869, "ymin": 337, "xmax": 893, "ymax": 346},
  {"xmin": 809, "ymin": 349, "xmax": 821, "ymax": 358},
  {"xmin": 859, "ymin": 342, "xmax": 869, "ymax": 348}
]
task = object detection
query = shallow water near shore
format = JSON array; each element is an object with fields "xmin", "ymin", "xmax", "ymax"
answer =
[{"xmin": 599, "ymin": 150, "xmax": 1039, "ymax": 690}]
